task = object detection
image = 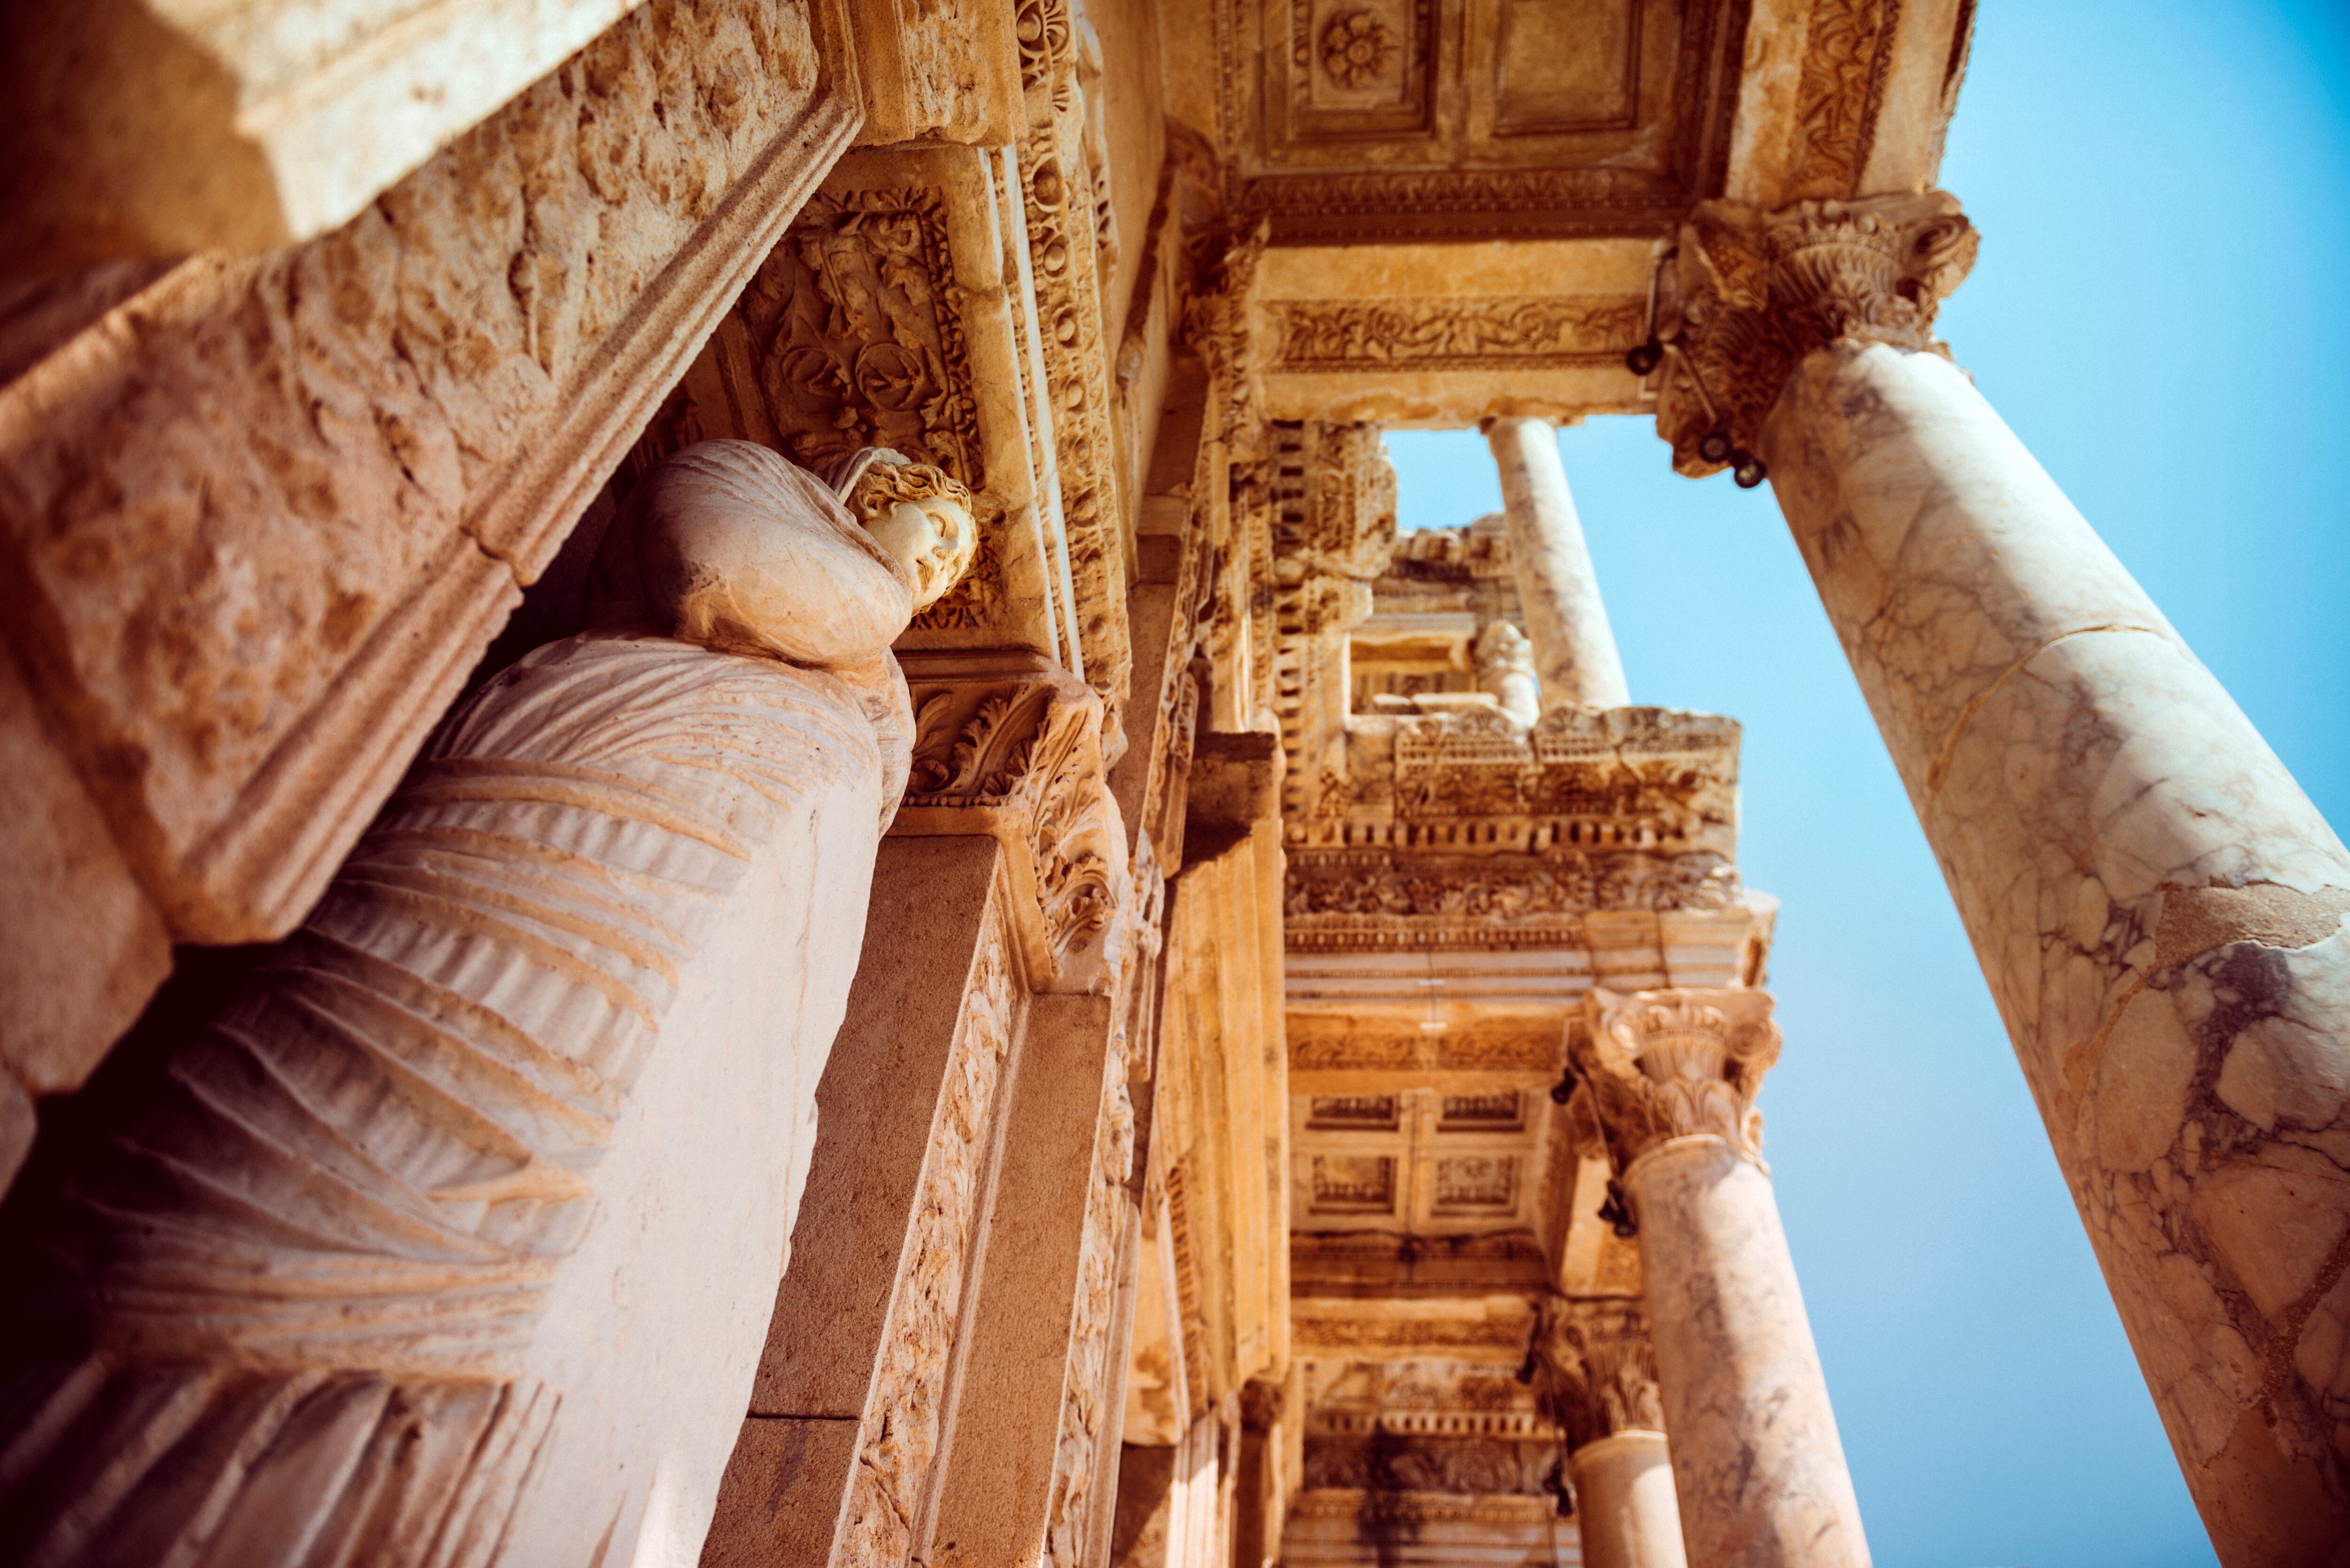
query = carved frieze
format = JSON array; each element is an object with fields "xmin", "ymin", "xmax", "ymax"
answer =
[
  {"xmin": 1654, "ymin": 191, "xmax": 1977, "ymax": 476},
  {"xmin": 0, "ymin": 0, "xmax": 855, "ymax": 947},
  {"xmin": 1289, "ymin": 1026, "xmax": 1559, "ymax": 1072},
  {"xmin": 1284, "ymin": 849, "xmax": 1740, "ymax": 950},
  {"xmin": 1783, "ymin": 0, "xmax": 1904, "ymax": 201},
  {"xmin": 894, "ymin": 658, "xmax": 1131, "ymax": 991},
  {"xmin": 1301, "ymin": 1435, "xmax": 1550, "ymax": 1494},
  {"xmin": 1573, "ymin": 986, "xmax": 1782, "ymax": 1170},
  {"xmin": 1528, "ymin": 1295, "xmax": 1666, "ymax": 1451},
  {"xmin": 1270, "ymin": 297, "xmax": 1645, "ymax": 371}
]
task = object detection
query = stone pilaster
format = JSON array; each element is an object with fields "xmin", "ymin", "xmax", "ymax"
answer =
[
  {"xmin": 1669, "ymin": 189, "xmax": 2350, "ymax": 1560},
  {"xmin": 1574, "ymin": 987, "xmax": 1869, "ymax": 1568}
]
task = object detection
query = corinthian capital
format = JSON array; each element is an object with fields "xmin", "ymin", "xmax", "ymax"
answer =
[
  {"xmin": 1649, "ymin": 192, "xmax": 1978, "ymax": 481},
  {"xmin": 1572, "ymin": 986, "xmax": 1782, "ymax": 1168},
  {"xmin": 1529, "ymin": 1295, "xmax": 1666, "ymax": 1452}
]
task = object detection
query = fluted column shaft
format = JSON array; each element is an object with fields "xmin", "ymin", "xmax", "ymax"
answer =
[
  {"xmin": 1484, "ymin": 416, "xmax": 1630, "ymax": 710},
  {"xmin": 1574, "ymin": 989, "xmax": 1868, "ymax": 1568},
  {"xmin": 1653, "ymin": 190, "xmax": 2350, "ymax": 1567}
]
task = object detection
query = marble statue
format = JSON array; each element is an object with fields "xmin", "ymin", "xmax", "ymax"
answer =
[
  {"xmin": 1473, "ymin": 621, "xmax": 1541, "ymax": 725},
  {"xmin": 0, "ymin": 441, "xmax": 976, "ymax": 1568}
]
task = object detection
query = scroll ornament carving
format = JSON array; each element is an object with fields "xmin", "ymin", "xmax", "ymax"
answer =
[
  {"xmin": 1018, "ymin": 0, "xmax": 1133, "ymax": 758},
  {"xmin": 748, "ymin": 186, "xmax": 984, "ymax": 492},
  {"xmin": 1271, "ymin": 297, "xmax": 1645, "ymax": 371},
  {"xmin": 1655, "ymin": 192, "xmax": 1977, "ymax": 477},
  {"xmin": 843, "ymin": 905, "xmax": 1020, "ymax": 1563},
  {"xmin": 902, "ymin": 670, "xmax": 1129, "ymax": 984},
  {"xmin": 1529, "ymin": 1296, "xmax": 1667, "ymax": 1452},
  {"xmin": 1573, "ymin": 987, "xmax": 1782, "ymax": 1170}
]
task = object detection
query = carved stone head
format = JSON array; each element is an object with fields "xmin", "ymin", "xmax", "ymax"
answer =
[{"xmin": 835, "ymin": 449, "xmax": 979, "ymax": 611}]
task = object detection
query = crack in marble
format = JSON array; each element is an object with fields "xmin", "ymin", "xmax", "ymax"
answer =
[
  {"xmin": 1919, "ymin": 622, "xmax": 2171, "ymax": 806},
  {"xmin": 2260, "ymin": 1223, "xmax": 2350, "ymax": 1410}
]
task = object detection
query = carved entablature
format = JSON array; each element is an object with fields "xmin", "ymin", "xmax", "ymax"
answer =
[
  {"xmin": 1308, "ymin": 705, "xmax": 1740, "ymax": 857},
  {"xmin": 1528, "ymin": 1295, "xmax": 1665, "ymax": 1452},
  {"xmin": 1572, "ymin": 985, "xmax": 1781, "ymax": 1170},
  {"xmin": 893, "ymin": 654, "xmax": 1133, "ymax": 992},
  {"xmin": 1654, "ymin": 191, "xmax": 1978, "ymax": 476}
]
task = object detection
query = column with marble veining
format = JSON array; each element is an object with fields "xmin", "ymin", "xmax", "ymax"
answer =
[
  {"xmin": 1654, "ymin": 191, "xmax": 2350, "ymax": 1566},
  {"xmin": 1528, "ymin": 1295, "xmax": 1691, "ymax": 1568},
  {"xmin": 1573, "ymin": 987, "xmax": 1869, "ymax": 1568},
  {"xmin": 1484, "ymin": 415, "xmax": 1631, "ymax": 710}
]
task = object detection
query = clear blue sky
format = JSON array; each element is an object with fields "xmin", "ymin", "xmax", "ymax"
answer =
[{"xmin": 1383, "ymin": 4, "xmax": 2350, "ymax": 1562}]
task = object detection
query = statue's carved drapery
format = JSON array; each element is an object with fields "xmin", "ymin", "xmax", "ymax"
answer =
[{"xmin": 0, "ymin": 445, "xmax": 948, "ymax": 1568}]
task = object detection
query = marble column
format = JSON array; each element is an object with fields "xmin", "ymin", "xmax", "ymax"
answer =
[
  {"xmin": 1574, "ymin": 987, "xmax": 1869, "ymax": 1568},
  {"xmin": 1483, "ymin": 415, "xmax": 1631, "ymax": 710},
  {"xmin": 1659, "ymin": 191, "xmax": 2350, "ymax": 1567},
  {"xmin": 1528, "ymin": 1295, "xmax": 1690, "ymax": 1568}
]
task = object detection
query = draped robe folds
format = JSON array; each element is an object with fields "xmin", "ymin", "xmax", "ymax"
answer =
[{"xmin": 0, "ymin": 448, "xmax": 919, "ymax": 1568}]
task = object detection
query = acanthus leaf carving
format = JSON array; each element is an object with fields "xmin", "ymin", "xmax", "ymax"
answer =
[
  {"xmin": 1528, "ymin": 1295, "xmax": 1667, "ymax": 1452},
  {"xmin": 897, "ymin": 663, "xmax": 1131, "ymax": 991},
  {"xmin": 1655, "ymin": 191, "xmax": 1976, "ymax": 477},
  {"xmin": 1783, "ymin": 0, "xmax": 1903, "ymax": 202},
  {"xmin": 1573, "ymin": 985, "xmax": 1782, "ymax": 1170}
]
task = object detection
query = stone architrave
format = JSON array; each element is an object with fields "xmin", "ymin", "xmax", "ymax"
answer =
[
  {"xmin": 0, "ymin": 0, "xmax": 864, "ymax": 1157},
  {"xmin": 1483, "ymin": 416, "xmax": 1630, "ymax": 711},
  {"xmin": 1574, "ymin": 986, "xmax": 1869, "ymax": 1568},
  {"xmin": 1666, "ymin": 189, "xmax": 2350, "ymax": 1561},
  {"xmin": 1528, "ymin": 1296, "xmax": 1689, "ymax": 1568},
  {"xmin": 0, "ymin": 445, "xmax": 966, "ymax": 1568}
]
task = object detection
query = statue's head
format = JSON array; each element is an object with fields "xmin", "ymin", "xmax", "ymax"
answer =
[{"xmin": 836, "ymin": 452, "xmax": 979, "ymax": 611}]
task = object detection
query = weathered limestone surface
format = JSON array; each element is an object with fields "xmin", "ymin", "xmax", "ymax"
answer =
[
  {"xmin": 1576, "ymin": 988, "xmax": 1868, "ymax": 1568},
  {"xmin": 1762, "ymin": 338, "xmax": 2350, "ymax": 1566},
  {"xmin": 1483, "ymin": 416, "xmax": 1629, "ymax": 711},
  {"xmin": 0, "ymin": 0, "xmax": 858, "ymax": 965},
  {"xmin": 0, "ymin": 445, "xmax": 936, "ymax": 1566},
  {"xmin": 0, "ymin": 0, "xmax": 650, "ymax": 266}
]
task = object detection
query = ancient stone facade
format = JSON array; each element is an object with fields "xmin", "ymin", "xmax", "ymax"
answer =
[{"xmin": 1, "ymin": 2, "xmax": 2342, "ymax": 1567}]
